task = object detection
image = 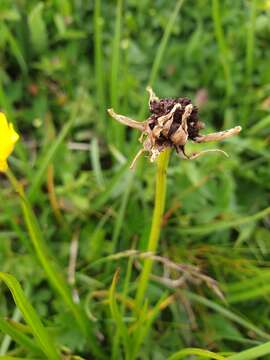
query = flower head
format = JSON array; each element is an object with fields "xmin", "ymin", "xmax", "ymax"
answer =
[
  {"xmin": 108, "ymin": 87, "xmax": 241, "ymax": 168},
  {"xmin": 0, "ymin": 113, "xmax": 19, "ymax": 172}
]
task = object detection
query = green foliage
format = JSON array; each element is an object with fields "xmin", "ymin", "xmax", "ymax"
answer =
[
  {"xmin": 168, "ymin": 348, "xmax": 226, "ymax": 360},
  {"xmin": 0, "ymin": 0, "xmax": 270, "ymax": 359},
  {"xmin": 28, "ymin": 3, "xmax": 48, "ymax": 54},
  {"xmin": 0, "ymin": 272, "xmax": 59, "ymax": 359}
]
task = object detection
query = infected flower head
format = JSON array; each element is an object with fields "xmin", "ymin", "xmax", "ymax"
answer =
[
  {"xmin": 108, "ymin": 87, "xmax": 241, "ymax": 169},
  {"xmin": 0, "ymin": 113, "xmax": 19, "ymax": 172}
]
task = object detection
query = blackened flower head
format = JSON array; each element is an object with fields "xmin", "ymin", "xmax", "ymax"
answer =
[
  {"xmin": 148, "ymin": 95, "xmax": 205, "ymax": 140},
  {"xmin": 108, "ymin": 87, "xmax": 241, "ymax": 169}
]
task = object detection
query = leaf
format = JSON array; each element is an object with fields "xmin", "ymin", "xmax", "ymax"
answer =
[
  {"xmin": 178, "ymin": 206, "xmax": 270, "ymax": 235},
  {"xmin": 0, "ymin": 317, "xmax": 42, "ymax": 355},
  {"xmin": 2, "ymin": 23, "xmax": 27, "ymax": 74},
  {"xmin": 90, "ymin": 138, "xmax": 105, "ymax": 189},
  {"xmin": 227, "ymin": 340, "xmax": 270, "ymax": 360},
  {"xmin": 109, "ymin": 269, "xmax": 131, "ymax": 357},
  {"xmin": 248, "ymin": 114, "xmax": 270, "ymax": 135},
  {"xmin": 28, "ymin": 3, "xmax": 48, "ymax": 54},
  {"xmin": 168, "ymin": 348, "xmax": 226, "ymax": 360},
  {"xmin": 0, "ymin": 272, "xmax": 60, "ymax": 360},
  {"xmin": 28, "ymin": 104, "xmax": 78, "ymax": 202},
  {"xmin": 186, "ymin": 291, "xmax": 270, "ymax": 340}
]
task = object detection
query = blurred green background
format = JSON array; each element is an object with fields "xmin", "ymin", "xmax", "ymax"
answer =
[{"xmin": 1, "ymin": 0, "xmax": 270, "ymax": 359}]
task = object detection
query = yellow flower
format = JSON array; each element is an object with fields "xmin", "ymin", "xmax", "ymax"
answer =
[{"xmin": 0, "ymin": 113, "xmax": 19, "ymax": 172}]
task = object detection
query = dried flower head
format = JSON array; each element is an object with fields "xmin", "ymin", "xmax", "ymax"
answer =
[
  {"xmin": 0, "ymin": 113, "xmax": 19, "ymax": 172},
  {"xmin": 108, "ymin": 87, "xmax": 241, "ymax": 168}
]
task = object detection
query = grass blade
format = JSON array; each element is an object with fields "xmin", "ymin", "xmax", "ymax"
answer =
[
  {"xmin": 91, "ymin": 162, "xmax": 129, "ymax": 211},
  {"xmin": 138, "ymin": 0, "xmax": 185, "ymax": 119},
  {"xmin": 2, "ymin": 23, "xmax": 27, "ymax": 74},
  {"xmin": 28, "ymin": 3, "xmax": 48, "ymax": 54},
  {"xmin": 90, "ymin": 138, "xmax": 105, "ymax": 189},
  {"xmin": 110, "ymin": 171, "xmax": 133, "ymax": 255},
  {"xmin": 109, "ymin": 269, "xmax": 131, "ymax": 358},
  {"xmin": 211, "ymin": 0, "xmax": 233, "ymax": 97},
  {"xmin": 28, "ymin": 105, "xmax": 78, "ymax": 202},
  {"xmin": 248, "ymin": 114, "xmax": 270, "ymax": 135},
  {"xmin": 110, "ymin": 0, "xmax": 124, "ymax": 147},
  {"xmin": 94, "ymin": 0, "xmax": 106, "ymax": 127},
  {"xmin": 186, "ymin": 291, "xmax": 270, "ymax": 340},
  {"xmin": 110, "ymin": 0, "xmax": 122, "ymax": 110},
  {"xmin": 246, "ymin": 0, "xmax": 257, "ymax": 83},
  {"xmin": 0, "ymin": 272, "xmax": 60, "ymax": 360},
  {"xmin": 0, "ymin": 318, "xmax": 42, "ymax": 356},
  {"xmin": 228, "ymin": 340, "xmax": 270, "ymax": 360},
  {"xmin": 168, "ymin": 348, "xmax": 226, "ymax": 360},
  {"xmin": 178, "ymin": 206, "xmax": 270, "ymax": 235},
  {"xmin": 241, "ymin": 0, "xmax": 258, "ymax": 126}
]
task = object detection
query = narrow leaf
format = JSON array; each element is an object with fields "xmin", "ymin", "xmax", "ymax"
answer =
[{"xmin": 0, "ymin": 272, "xmax": 60, "ymax": 360}]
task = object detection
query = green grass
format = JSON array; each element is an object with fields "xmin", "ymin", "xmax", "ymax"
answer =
[
  {"xmin": 1, "ymin": 0, "xmax": 270, "ymax": 359},
  {"xmin": 0, "ymin": 272, "xmax": 59, "ymax": 359}
]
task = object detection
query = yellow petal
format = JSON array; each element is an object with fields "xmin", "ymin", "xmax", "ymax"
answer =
[
  {"xmin": 0, "ymin": 113, "xmax": 19, "ymax": 172},
  {"xmin": 0, "ymin": 159, "xmax": 8, "ymax": 172},
  {"xmin": 9, "ymin": 123, "xmax": 20, "ymax": 143}
]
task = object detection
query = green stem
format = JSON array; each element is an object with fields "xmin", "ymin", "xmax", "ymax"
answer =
[
  {"xmin": 94, "ymin": 0, "xmax": 106, "ymax": 129},
  {"xmin": 110, "ymin": 0, "xmax": 124, "ymax": 148},
  {"xmin": 212, "ymin": 0, "xmax": 233, "ymax": 98},
  {"xmin": 135, "ymin": 149, "xmax": 171, "ymax": 308},
  {"xmin": 242, "ymin": 0, "xmax": 257, "ymax": 126},
  {"xmin": 246, "ymin": 0, "xmax": 257, "ymax": 82}
]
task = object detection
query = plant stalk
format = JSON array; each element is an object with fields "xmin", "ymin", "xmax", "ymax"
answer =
[{"xmin": 135, "ymin": 149, "xmax": 171, "ymax": 308}]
